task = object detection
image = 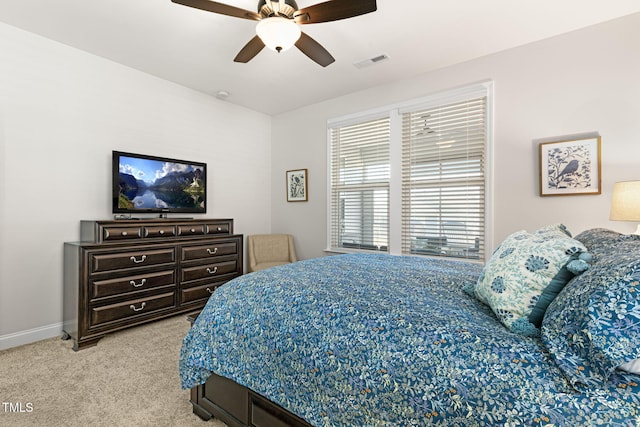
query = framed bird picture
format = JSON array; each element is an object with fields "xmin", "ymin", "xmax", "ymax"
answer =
[{"xmin": 539, "ymin": 136, "xmax": 601, "ymax": 196}]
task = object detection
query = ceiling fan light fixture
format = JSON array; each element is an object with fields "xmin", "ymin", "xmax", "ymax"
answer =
[{"xmin": 256, "ymin": 17, "xmax": 301, "ymax": 53}]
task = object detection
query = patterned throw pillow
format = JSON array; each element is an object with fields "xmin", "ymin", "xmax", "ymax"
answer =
[
  {"xmin": 474, "ymin": 225, "xmax": 588, "ymax": 337},
  {"xmin": 542, "ymin": 228, "xmax": 640, "ymax": 387}
]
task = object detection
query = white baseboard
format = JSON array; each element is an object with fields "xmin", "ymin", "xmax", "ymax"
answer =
[{"xmin": 0, "ymin": 322, "xmax": 63, "ymax": 351}]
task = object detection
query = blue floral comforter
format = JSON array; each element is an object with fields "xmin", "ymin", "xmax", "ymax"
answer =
[{"xmin": 179, "ymin": 253, "xmax": 639, "ymax": 426}]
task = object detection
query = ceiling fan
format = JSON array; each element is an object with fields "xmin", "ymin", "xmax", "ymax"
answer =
[{"xmin": 171, "ymin": 0, "xmax": 377, "ymax": 67}]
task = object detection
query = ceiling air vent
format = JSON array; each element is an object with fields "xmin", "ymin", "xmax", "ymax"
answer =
[{"xmin": 354, "ymin": 53, "xmax": 390, "ymax": 69}]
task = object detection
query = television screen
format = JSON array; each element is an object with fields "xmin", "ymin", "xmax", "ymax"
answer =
[{"xmin": 113, "ymin": 151, "xmax": 206, "ymax": 214}]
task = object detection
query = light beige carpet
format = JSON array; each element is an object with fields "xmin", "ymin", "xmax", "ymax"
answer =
[{"xmin": 0, "ymin": 316, "xmax": 227, "ymax": 427}]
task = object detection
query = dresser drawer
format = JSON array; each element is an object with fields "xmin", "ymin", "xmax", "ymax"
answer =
[
  {"xmin": 90, "ymin": 248, "xmax": 176, "ymax": 273},
  {"xmin": 144, "ymin": 225, "xmax": 177, "ymax": 239},
  {"xmin": 90, "ymin": 292, "xmax": 176, "ymax": 327},
  {"xmin": 181, "ymin": 260, "xmax": 239, "ymax": 285},
  {"xmin": 206, "ymin": 222, "xmax": 231, "ymax": 235},
  {"xmin": 101, "ymin": 226, "xmax": 143, "ymax": 241},
  {"xmin": 181, "ymin": 282, "xmax": 222, "ymax": 305},
  {"xmin": 181, "ymin": 241, "xmax": 238, "ymax": 262},
  {"xmin": 90, "ymin": 270, "xmax": 176, "ymax": 300},
  {"xmin": 177, "ymin": 224, "xmax": 205, "ymax": 237}
]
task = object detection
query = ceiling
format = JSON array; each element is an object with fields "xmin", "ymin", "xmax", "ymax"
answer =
[{"xmin": 1, "ymin": 1, "xmax": 639, "ymax": 115}]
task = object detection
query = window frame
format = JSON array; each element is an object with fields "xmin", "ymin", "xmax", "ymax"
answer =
[{"xmin": 326, "ymin": 81, "xmax": 493, "ymax": 260}]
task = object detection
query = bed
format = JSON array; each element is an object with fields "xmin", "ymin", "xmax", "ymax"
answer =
[{"xmin": 179, "ymin": 226, "xmax": 640, "ymax": 426}]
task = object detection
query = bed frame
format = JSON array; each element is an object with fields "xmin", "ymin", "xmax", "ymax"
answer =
[{"xmin": 190, "ymin": 373, "xmax": 313, "ymax": 427}]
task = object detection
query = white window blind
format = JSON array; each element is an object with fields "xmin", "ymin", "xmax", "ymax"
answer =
[
  {"xmin": 401, "ymin": 97, "xmax": 487, "ymax": 260},
  {"xmin": 329, "ymin": 116, "xmax": 390, "ymax": 252}
]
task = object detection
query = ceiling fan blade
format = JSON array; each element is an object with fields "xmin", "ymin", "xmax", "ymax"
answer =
[
  {"xmin": 295, "ymin": 32, "xmax": 335, "ymax": 67},
  {"xmin": 171, "ymin": 0, "xmax": 261, "ymax": 21},
  {"xmin": 294, "ymin": 0, "xmax": 376, "ymax": 24},
  {"xmin": 234, "ymin": 36, "xmax": 266, "ymax": 63}
]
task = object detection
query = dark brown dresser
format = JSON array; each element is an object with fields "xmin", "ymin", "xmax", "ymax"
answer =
[{"xmin": 63, "ymin": 218, "xmax": 242, "ymax": 350}]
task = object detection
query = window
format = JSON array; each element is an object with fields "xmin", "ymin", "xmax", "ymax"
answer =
[
  {"xmin": 401, "ymin": 98, "xmax": 486, "ymax": 260},
  {"xmin": 329, "ymin": 116, "xmax": 390, "ymax": 252},
  {"xmin": 327, "ymin": 82, "xmax": 491, "ymax": 260}
]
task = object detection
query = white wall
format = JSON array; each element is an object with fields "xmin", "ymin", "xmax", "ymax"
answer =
[
  {"xmin": 271, "ymin": 12, "xmax": 640, "ymax": 260},
  {"xmin": 0, "ymin": 22, "xmax": 272, "ymax": 348}
]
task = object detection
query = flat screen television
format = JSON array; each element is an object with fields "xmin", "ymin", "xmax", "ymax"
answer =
[{"xmin": 112, "ymin": 151, "xmax": 206, "ymax": 215}]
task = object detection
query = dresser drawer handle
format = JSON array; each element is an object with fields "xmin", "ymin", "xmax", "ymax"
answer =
[
  {"xmin": 121, "ymin": 231, "xmax": 128, "ymax": 236},
  {"xmin": 129, "ymin": 302, "xmax": 146, "ymax": 312},
  {"xmin": 159, "ymin": 230, "xmax": 165, "ymax": 235},
  {"xmin": 217, "ymin": 227, "xmax": 222, "ymax": 231},
  {"xmin": 206, "ymin": 287, "xmax": 215, "ymax": 294},
  {"xmin": 130, "ymin": 279, "xmax": 146, "ymax": 288},
  {"xmin": 130, "ymin": 255, "xmax": 147, "ymax": 264},
  {"xmin": 190, "ymin": 228, "xmax": 196, "ymax": 233},
  {"xmin": 206, "ymin": 267, "xmax": 218, "ymax": 275},
  {"xmin": 207, "ymin": 248, "xmax": 218, "ymax": 255}
]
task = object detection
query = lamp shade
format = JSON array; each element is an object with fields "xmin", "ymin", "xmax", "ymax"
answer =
[
  {"xmin": 610, "ymin": 181, "xmax": 640, "ymax": 221},
  {"xmin": 256, "ymin": 17, "xmax": 301, "ymax": 53}
]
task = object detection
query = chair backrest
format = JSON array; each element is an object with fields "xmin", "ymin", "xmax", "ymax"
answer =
[{"xmin": 247, "ymin": 234, "xmax": 297, "ymax": 271}]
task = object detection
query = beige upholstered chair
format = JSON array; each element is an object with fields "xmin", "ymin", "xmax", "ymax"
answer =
[{"xmin": 247, "ymin": 234, "xmax": 298, "ymax": 272}]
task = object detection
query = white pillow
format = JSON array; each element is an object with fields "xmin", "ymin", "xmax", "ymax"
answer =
[{"xmin": 619, "ymin": 358, "xmax": 640, "ymax": 374}]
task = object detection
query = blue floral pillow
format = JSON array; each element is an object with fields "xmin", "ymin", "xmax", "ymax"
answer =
[
  {"xmin": 542, "ymin": 229, "xmax": 640, "ymax": 388},
  {"xmin": 473, "ymin": 225, "xmax": 588, "ymax": 337}
]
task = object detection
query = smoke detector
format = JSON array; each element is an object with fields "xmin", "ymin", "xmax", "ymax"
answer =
[{"xmin": 215, "ymin": 90, "xmax": 230, "ymax": 100}]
